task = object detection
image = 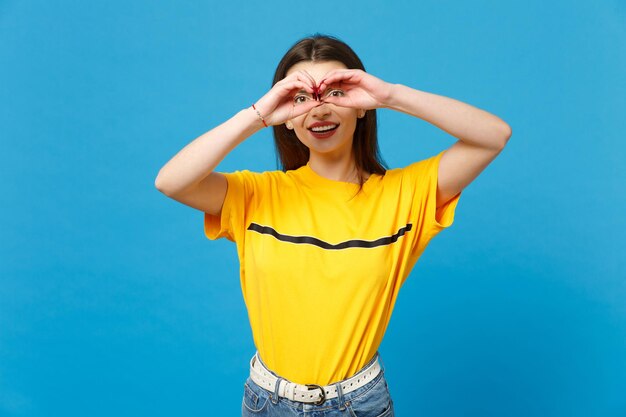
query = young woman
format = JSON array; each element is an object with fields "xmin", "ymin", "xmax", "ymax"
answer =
[{"xmin": 155, "ymin": 34, "xmax": 511, "ymax": 417}]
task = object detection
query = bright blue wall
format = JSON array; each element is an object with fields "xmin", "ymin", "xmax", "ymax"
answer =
[{"xmin": 1, "ymin": 1, "xmax": 625, "ymax": 416}]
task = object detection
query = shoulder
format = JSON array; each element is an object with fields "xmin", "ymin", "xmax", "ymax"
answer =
[
  {"xmin": 374, "ymin": 152, "xmax": 444, "ymax": 189},
  {"xmin": 224, "ymin": 168, "xmax": 285, "ymax": 181},
  {"xmin": 397, "ymin": 151, "xmax": 445, "ymax": 179},
  {"xmin": 222, "ymin": 168, "xmax": 300, "ymax": 192}
]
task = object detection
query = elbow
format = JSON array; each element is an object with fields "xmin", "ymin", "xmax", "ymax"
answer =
[
  {"xmin": 154, "ymin": 171, "xmax": 195, "ymax": 197},
  {"xmin": 154, "ymin": 172, "xmax": 172, "ymax": 196},
  {"xmin": 496, "ymin": 122, "xmax": 512, "ymax": 149},
  {"xmin": 154, "ymin": 176, "xmax": 164, "ymax": 192},
  {"xmin": 502, "ymin": 122, "xmax": 512, "ymax": 141},
  {"xmin": 154, "ymin": 178, "xmax": 167, "ymax": 195}
]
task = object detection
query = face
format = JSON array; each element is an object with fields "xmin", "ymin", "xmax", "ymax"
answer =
[{"xmin": 285, "ymin": 60, "xmax": 363, "ymax": 161}]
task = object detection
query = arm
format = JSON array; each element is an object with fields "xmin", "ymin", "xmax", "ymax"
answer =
[
  {"xmin": 319, "ymin": 70, "xmax": 513, "ymax": 209},
  {"xmin": 385, "ymin": 84, "xmax": 511, "ymax": 151},
  {"xmin": 385, "ymin": 84, "xmax": 512, "ymax": 208},
  {"xmin": 155, "ymin": 71, "xmax": 321, "ymax": 215},
  {"xmin": 154, "ymin": 108, "xmax": 262, "ymax": 215}
]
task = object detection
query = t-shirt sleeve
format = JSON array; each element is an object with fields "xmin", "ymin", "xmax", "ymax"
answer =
[
  {"xmin": 203, "ymin": 170, "xmax": 265, "ymax": 243},
  {"xmin": 403, "ymin": 150, "xmax": 462, "ymax": 257}
]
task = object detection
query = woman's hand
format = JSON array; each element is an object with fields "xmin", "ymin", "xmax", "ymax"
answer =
[
  {"xmin": 318, "ymin": 69, "xmax": 394, "ymax": 110},
  {"xmin": 253, "ymin": 71, "xmax": 323, "ymax": 126}
]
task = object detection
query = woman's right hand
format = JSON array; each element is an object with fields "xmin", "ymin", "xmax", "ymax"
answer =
[{"xmin": 253, "ymin": 71, "xmax": 322, "ymax": 126}]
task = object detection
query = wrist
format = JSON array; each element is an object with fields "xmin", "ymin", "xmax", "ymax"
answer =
[
  {"xmin": 382, "ymin": 83, "xmax": 402, "ymax": 109},
  {"xmin": 251, "ymin": 103, "xmax": 269, "ymax": 128},
  {"xmin": 237, "ymin": 107, "xmax": 266, "ymax": 134}
]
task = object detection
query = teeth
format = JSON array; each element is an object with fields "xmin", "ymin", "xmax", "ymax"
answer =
[{"xmin": 311, "ymin": 124, "xmax": 337, "ymax": 132}]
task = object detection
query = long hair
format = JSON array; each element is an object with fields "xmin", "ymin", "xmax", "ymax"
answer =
[{"xmin": 272, "ymin": 34, "xmax": 387, "ymax": 190}]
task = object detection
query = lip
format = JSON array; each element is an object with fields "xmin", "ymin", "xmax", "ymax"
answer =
[
  {"xmin": 308, "ymin": 121, "xmax": 339, "ymax": 129},
  {"xmin": 307, "ymin": 122, "xmax": 339, "ymax": 139}
]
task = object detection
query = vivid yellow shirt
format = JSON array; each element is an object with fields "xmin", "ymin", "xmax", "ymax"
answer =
[{"xmin": 204, "ymin": 150, "xmax": 461, "ymax": 386}]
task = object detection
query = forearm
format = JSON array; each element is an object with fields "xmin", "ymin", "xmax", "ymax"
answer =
[
  {"xmin": 385, "ymin": 84, "xmax": 511, "ymax": 150},
  {"xmin": 155, "ymin": 107, "xmax": 263, "ymax": 195}
]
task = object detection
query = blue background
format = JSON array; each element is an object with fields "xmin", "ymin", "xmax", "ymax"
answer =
[{"xmin": 1, "ymin": 1, "xmax": 625, "ymax": 416}]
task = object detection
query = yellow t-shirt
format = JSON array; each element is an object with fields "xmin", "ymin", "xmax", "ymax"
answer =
[{"xmin": 204, "ymin": 150, "xmax": 461, "ymax": 386}]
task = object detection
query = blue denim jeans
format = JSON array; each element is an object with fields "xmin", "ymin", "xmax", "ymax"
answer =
[{"xmin": 242, "ymin": 351, "xmax": 395, "ymax": 416}]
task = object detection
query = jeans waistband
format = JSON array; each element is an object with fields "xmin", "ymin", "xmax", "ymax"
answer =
[{"xmin": 249, "ymin": 351, "xmax": 384, "ymax": 406}]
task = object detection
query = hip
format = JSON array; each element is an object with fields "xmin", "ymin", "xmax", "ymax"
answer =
[{"xmin": 242, "ymin": 351, "xmax": 395, "ymax": 417}]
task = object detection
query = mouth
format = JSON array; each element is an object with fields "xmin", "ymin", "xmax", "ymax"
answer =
[
  {"xmin": 309, "ymin": 123, "xmax": 339, "ymax": 132},
  {"xmin": 308, "ymin": 123, "xmax": 339, "ymax": 139}
]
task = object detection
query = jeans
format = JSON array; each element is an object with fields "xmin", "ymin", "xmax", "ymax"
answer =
[{"xmin": 242, "ymin": 351, "xmax": 395, "ymax": 416}]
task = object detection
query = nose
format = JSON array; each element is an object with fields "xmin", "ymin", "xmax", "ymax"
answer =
[{"xmin": 308, "ymin": 101, "xmax": 331, "ymax": 119}]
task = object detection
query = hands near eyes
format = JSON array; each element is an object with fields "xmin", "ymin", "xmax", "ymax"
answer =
[
  {"xmin": 253, "ymin": 71, "xmax": 322, "ymax": 127},
  {"xmin": 314, "ymin": 69, "xmax": 394, "ymax": 111},
  {"xmin": 253, "ymin": 69, "xmax": 393, "ymax": 127}
]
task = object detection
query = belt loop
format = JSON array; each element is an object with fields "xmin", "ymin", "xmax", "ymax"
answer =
[
  {"xmin": 376, "ymin": 351, "xmax": 385, "ymax": 374},
  {"xmin": 272, "ymin": 377, "xmax": 283, "ymax": 405},
  {"xmin": 335, "ymin": 380, "xmax": 346, "ymax": 411}
]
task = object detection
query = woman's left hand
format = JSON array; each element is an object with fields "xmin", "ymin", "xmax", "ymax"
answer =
[{"xmin": 318, "ymin": 69, "xmax": 394, "ymax": 110}]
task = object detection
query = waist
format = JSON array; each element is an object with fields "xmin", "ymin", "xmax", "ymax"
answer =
[{"xmin": 249, "ymin": 351, "xmax": 384, "ymax": 405}]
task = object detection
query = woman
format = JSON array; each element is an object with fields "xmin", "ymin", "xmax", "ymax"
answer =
[{"xmin": 155, "ymin": 34, "xmax": 511, "ymax": 417}]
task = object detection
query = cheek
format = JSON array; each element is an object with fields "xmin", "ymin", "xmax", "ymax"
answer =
[
  {"xmin": 340, "ymin": 112, "xmax": 359, "ymax": 130},
  {"xmin": 292, "ymin": 113, "xmax": 307, "ymax": 127},
  {"xmin": 337, "ymin": 108, "xmax": 359, "ymax": 122},
  {"xmin": 292, "ymin": 125, "xmax": 311, "ymax": 144}
]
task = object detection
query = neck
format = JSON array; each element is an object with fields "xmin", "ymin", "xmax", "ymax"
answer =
[{"xmin": 308, "ymin": 151, "xmax": 366, "ymax": 184}]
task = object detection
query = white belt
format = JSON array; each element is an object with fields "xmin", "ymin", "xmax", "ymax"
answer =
[{"xmin": 249, "ymin": 352, "xmax": 382, "ymax": 405}]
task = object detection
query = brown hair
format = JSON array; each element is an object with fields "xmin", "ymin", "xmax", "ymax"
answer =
[{"xmin": 272, "ymin": 34, "xmax": 387, "ymax": 191}]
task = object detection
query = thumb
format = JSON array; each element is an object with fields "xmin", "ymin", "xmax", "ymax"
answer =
[
  {"xmin": 289, "ymin": 100, "xmax": 323, "ymax": 118},
  {"xmin": 320, "ymin": 96, "xmax": 353, "ymax": 108}
]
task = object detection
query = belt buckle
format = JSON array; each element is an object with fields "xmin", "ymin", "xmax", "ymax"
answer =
[{"xmin": 305, "ymin": 384, "xmax": 326, "ymax": 405}]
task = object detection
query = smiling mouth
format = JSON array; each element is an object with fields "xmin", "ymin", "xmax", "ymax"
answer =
[{"xmin": 308, "ymin": 124, "xmax": 339, "ymax": 133}]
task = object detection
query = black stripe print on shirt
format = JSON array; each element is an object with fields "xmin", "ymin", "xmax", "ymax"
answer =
[{"xmin": 247, "ymin": 223, "xmax": 413, "ymax": 250}]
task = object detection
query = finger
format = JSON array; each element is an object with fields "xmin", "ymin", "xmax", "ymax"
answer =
[
  {"xmin": 299, "ymin": 70, "xmax": 318, "ymax": 88},
  {"xmin": 318, "ymin": 81, "xmax": 351, "ymax": 96},
  {"xmin": 320, "ymin": 69, "xmax": 361, "ymax": 87},
  {"xmin": 289, "ymin": 100, "xmax": 322, "ymax": 119},
  {"xmin": 278, "ymin": 74, "xmax": 315, "ymax": 93},
  {"xmin": 286, "ymin": 70, "xmax": 317, "ymax": 91},
  {"xmin": 320, "ymin": 68, "xmax": 352, "ymax": 81},
  {"xmin": 320, "ymin": 95, "xmax": 356, "ymax": 108},
  {"xmin": 279, "ymin": 80, "xmax": 315, "ymax": 96}
]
